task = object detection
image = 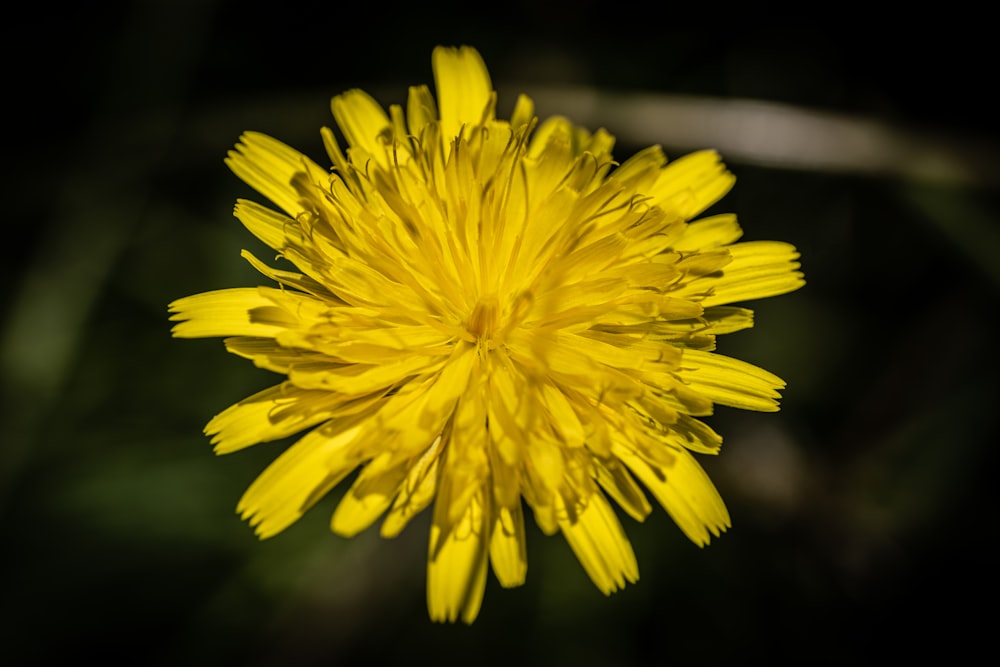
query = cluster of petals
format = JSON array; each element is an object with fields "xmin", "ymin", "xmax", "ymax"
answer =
[{"xmin": 170, "ymin": 46, "xmax": 804, "ymax": 623}]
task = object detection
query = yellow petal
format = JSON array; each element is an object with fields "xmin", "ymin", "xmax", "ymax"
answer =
[
  {"xmin": 406, "ymin": 84, "xmax": 438, "ymax": 138},
  {"xmin": 672, "ymin": 213, "xmax": 744, "ymax": 251},
  {"xmin": 287, "ymin": 355, "xmax": 445, "ymax": 394},
  {"xmin": 320, "ymin": 126, "xmax": 351, "ymax": 184},
  {"xmin": 427, "ymin": 486, "xmax": 489, "ymax": 623},
  {"xmin": 679, "ymin": 348, "xmax": 786, "ymax": 412},
  {"xmin": 488, "ymin": 503, "xmax": 527, "ymax": 588},
  {"xmin": 540, "ymin": 383, "xmax": 586, "ymax": 448},
  {"xmin": 330, "ymin": 89, "xmax": 392, "ymax": 168},
  {"xmin": 650, "ymin": 150, "xmax": 735, "ymax": 219},
  {"xmin": 667, "ymin": 414, "xmax": 723, "ymax": 455},
  {"xmin": 698, "ymin": 241, "xmax": 805, "ymax": 307},
  {"xmin": 169, "ymin": 287, "xmax": 315, "ymax": 339},
  {"xmin": 239, "ymin": 250, "xmax": 333, "ymax": 299},
  {"xmin": 225, "ymin": 132, "xmax": 325, "ymax": 217},
  {"xmin": 432, "ymin": 45, "xmax": 493, "ymax": 141},
  {"xmin": 619, "ymin": 446, "xmax": 730, "ymax": 547},
  {"xmin": 206, "ymin": 381, "xmax": 365, "ymax": 454},
  {"xmin": 509, "ymin": 93, "xmax": 534, "ymax": 130},
  {"xmin": 700, "ymin": 306, "xmax": 756, "ymax": 334},
  {"xmin": 612, "ymin": 145, "xmax": 665, "ymax": 192},
  {"xmin": 558, "ymin": 492, "xmax": 638, "ymax": 594},
  {"xmin": 331, "ymin": 452, "xmax": 409, "ymax": 537},
  {"xmin": 237, "ymin": 422, "xmax": 365, "ymax": 539},
  {"xmin": 233, "ymin": 199, "xmax": 299, "ymax": 251},
  {"xmin": 381, "ymin": 436, "xmax": 445, "ymax": 538},
  {"xmin": 368, "ymin": 346, "xmax": 475, "ymax": 458},
  {"xmin": 593, "ymin": 458, "xmax": 652, "ymax": 522}
]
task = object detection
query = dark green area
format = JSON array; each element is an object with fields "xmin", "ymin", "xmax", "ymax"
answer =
[{"xmin": 3, "ymin": 2, "xmax": 997, "ymax": 664}]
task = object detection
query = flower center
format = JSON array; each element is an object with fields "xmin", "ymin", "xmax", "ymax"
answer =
[{"xmin": 467, "ymin": 295, "xmax": 500, "ymax": 341}]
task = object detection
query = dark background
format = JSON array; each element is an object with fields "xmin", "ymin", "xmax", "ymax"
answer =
[{"xmin": 2, "ymin": 1, "xmax": 997, "ymax": 664}]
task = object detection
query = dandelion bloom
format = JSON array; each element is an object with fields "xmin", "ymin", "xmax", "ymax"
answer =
[{"xmin": 170, "ymin": 46, "xmax": 804, "ymax": 623}]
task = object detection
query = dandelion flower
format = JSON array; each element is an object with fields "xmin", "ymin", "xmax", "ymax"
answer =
[{"xmin": 170, "ymin": 45, "xmax": 804, "ymax": 623}]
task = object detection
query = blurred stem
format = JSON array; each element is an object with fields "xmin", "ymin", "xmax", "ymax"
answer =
[{"xmin": 518, "ymin": 85, "xmax": 999, "ymax": 188}]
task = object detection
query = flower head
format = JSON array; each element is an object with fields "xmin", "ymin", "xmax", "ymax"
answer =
[{"xmin": 170, "ymin": 46, "xmax": 804, "ymax": 623}]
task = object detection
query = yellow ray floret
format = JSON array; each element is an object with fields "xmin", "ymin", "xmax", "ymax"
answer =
[{"xmin": 169, "ymin": 44, "xmax": 805, "ymax": 623}]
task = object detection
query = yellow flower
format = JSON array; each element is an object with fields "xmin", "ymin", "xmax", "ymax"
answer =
[{"xmin": 170, "ymin": 46, "xmax": 804, "ymax": 623}]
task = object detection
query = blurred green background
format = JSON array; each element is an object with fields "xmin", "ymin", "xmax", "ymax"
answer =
[{"xmin": 3, "ymin": 1, "xmax": 998, "ymax": 664}]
